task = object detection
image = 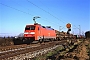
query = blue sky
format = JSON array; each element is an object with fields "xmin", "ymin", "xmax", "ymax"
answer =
[{"xmin": 0, "ymin": 0, "xmax": 89, "ymax": 36}]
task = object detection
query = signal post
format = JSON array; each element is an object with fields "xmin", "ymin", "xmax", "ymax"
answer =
[{"xmin": 66, "ymin": 23, "xmax": 71, "ymax": 39}]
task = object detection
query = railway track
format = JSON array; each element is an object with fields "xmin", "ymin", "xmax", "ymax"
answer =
[
  {"xmin": 0, "ymin": 45, "xmax": 40, "ymax": 59},
  {"xmin": 0, "ymin": 39, "xmax": 78, "ymax": 60}
]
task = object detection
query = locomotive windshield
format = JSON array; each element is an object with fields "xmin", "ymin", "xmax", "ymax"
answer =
[{"xmin": 25, "ymin": 25, "xmax": 35, "ymax": 30}]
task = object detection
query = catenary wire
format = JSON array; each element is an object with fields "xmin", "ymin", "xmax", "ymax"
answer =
[
  {"xmin": 12, "ymin": 2, "xmax": 61, "ymax": 27},
  {"xmin": 26, "ymin": 0, "xmax": 66, "ymax": 24},
  {"xmin": 0, "ymin": 3, "xmax": 33, "ymax": 16}
]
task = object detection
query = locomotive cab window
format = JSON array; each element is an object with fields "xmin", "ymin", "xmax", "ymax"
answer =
[{"xmin": 25, "ymin": 26, "xmax": 35, "ymax": 30}]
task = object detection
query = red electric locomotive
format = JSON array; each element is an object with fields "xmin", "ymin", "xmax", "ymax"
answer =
[{"xmin": 24, "ymin": 23, "xmax": 56, "ymax": 44}]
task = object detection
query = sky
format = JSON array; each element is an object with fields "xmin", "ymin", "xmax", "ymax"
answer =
[{"xmin": 0, "ymin": 0, "xmax": 90, "ymax": 36}]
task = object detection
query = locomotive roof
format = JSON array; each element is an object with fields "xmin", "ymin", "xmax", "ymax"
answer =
[{"xmin": 26, "ymin": 23, "xmax": 54, "ymax": 30}]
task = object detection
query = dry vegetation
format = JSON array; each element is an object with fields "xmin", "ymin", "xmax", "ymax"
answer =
[
  {"xmin": 0, "ymin": 37, "xmax": 14, "ymax": 46},
  {"xmin": 62, "ymin": 39, "xmax": 90, "ymax": 60}
]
